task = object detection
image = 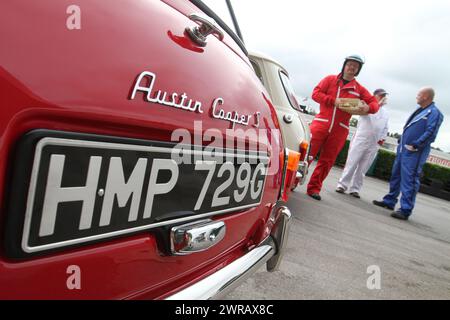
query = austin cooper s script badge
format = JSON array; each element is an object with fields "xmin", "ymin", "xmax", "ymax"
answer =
[{"xmin": 129, "ymin": 71, "xmax": 260, "ymax": 128}]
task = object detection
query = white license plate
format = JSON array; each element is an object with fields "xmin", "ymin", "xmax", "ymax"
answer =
[{"xmin": 17, "ymin": 135, "xmax": 268, "ymax": 255}]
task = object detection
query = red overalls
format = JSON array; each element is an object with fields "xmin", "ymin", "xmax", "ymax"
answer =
[{"xmin": 307, "ymin": 74, "xmax": 379, "ymax": 195}]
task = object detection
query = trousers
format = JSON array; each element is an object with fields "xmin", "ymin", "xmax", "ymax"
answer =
[
  {"xmin": 382, "ymin": 146, "xmax": 429, "ymax": 215},
  {"xmin": 307, "ymin": 121, "xmax": 348, "ymax": 195},
  {"xmin": 337, "ymin": 137, "xmax": 379, "ymax": 193}
]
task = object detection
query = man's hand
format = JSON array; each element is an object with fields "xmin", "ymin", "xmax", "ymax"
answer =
[
  {"xmin": 339, "ymin": 100, "xmax": 369, "ymax": 115},
  {"xmin": 355, "ymin": 101, "xmax": 370, "ymax": 115},
  {"xmin": 405, "ymin": 144, "xmax": 418, "ymax": 152}
]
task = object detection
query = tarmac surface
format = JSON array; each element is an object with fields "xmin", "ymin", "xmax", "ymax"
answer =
[{"xmin": 225, "ymin": 166, "xmax": 450, "ymax": 299}]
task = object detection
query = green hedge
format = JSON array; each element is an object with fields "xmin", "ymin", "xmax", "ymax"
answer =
[
  {"xmin": 422, "ymin": 162, "xmax": 450, "ymax": 185},
  {"xmin": 334, "ymin": 140, "xmax": 350, "ymax": 167},
  {"xmin": 334, "ymin": 141, "xmax": 450, "ymax": 185},
  {"xmin": 372, "ymin": 149, "xmax": 396, "ymax": 181}
]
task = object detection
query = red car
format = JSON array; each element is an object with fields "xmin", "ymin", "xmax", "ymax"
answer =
[{"xmin": 0, "ymin": 0, "xmax": 299, "ymax": 299}]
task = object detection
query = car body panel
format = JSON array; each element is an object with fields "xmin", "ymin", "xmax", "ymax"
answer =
[
  {"xmin": 248, "ymin": 51, "xmax": 310, "ymax": 156},
  {"xmin": 248, "ymin": 51, "xmax": 311, "ymax": 187},
  {"xmin": 0, "ymin": 0, "xmax": 284, "ymax": 299}
]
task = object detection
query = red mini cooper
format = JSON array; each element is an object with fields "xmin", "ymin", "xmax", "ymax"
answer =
[{"xmin": 0, "ymin": 0, "xmax": 299, "ymax": 299}]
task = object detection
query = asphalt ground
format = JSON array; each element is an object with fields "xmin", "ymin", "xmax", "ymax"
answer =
[{"xmin": 225, "ymin": 166, "xmax": 450, "ymax": 299}]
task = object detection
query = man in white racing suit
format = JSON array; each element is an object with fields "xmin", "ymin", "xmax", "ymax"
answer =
[{"xmin": 336, "ymin": 88, "xmax": 389, "ymax": 198}]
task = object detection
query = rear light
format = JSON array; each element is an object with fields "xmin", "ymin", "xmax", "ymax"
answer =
[
  {"xmin": 299, "ymin": 140, "xmax": 309, "ymax": 162},
  {"xmin": 287, "ymin": 150, "xmax": 300, "ymax": 171},
  {"xmin": 280, "ymin": 148, "xmax": 300, "ymax": 201}
]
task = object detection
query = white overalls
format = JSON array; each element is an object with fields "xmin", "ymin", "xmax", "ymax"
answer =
[{"xmin": 337, "ymin": 107, "xmax": 389, "ymax": 193}]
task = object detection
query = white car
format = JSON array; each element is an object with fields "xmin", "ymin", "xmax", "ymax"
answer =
[{"xmin": 249, "ymin": 51, "xmax": 311, "ymax": 188}]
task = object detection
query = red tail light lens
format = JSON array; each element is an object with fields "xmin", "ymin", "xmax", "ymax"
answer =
[{"xmin": 299, "ymin": 140, "xmax": 309, "ymax": 162}]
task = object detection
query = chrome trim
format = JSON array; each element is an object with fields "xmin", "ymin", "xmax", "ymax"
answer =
[
  {"xmin": 170, "ymin": 220, "xmax": 226, "ymax": 255},
  {"xmin": 130, "ymin": 71, "xmax": 204, "ymax": 114},
  {"xmin": 211, "ymin": 97, "xmax": 253, "ymax": 128},
  {"xmin": 186, "ymin": 13, "xmax": 224, "ymax": 47},
  {"xmin": 165, "ymin": 204, "xmax": 293, "ymax": 300},
  {"xmin": 267, "ymin": 206, "xmax": 292, "ymax": 271},
  {"xmin": 129, "ymin": 70, "xmax": 259, "ymax": 128},
  {"xmin": 166, "ymin": 237, "xmax": 276, "ymax": 300},
  {"xmin": 314, "ymin": 118, "xmax": 329, "ymax": 122},
  {"xmin": 297, "ymin": 161, "xmax": 309, "ymax": 185},
  {"xmin": 283, "ymin": 114, "xmax": 293, "ymax": 124}
]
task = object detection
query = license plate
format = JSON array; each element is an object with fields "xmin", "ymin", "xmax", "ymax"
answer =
[{"xmin": 18, "ymin": 135, "xmax": 268, "ymax": 254}]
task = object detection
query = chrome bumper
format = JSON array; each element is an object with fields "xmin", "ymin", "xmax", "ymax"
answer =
[
  {"xmin": 297, "ymin": 160, "xmax": 309, "ymax": 185},
  {"xmin": 166, "ymin": 206, "xmax": 292, "ymax": 300}
]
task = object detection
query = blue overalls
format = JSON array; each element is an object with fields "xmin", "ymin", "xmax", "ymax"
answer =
[{"xmin": 382, "ymin": 103, "xmax": 444, "ymax": 216}]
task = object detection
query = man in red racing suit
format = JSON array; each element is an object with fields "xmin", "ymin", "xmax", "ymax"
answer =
[{"xmin": 307, "ymin": 55, "xmax": 379, "ymax": 200}]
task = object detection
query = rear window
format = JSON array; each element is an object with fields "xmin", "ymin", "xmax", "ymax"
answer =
[
  {"xmin": 249, "ymin": 60, "xmax": 264, "ymax": 85},
  {"xmin": 279, "ymin": 71, "xmax": 301, "ymax": 111}
]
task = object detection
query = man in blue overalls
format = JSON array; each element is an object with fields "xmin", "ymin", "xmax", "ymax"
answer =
[{"xmin": 373, "ymin": 87, "xmax": 444, "ymax": 220}]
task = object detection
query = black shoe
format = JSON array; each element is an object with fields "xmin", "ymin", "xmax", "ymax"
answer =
[
  {"xmin": 335, "ymin": 187, "xmax": 345, "ymax": 194},
  {"xmin": 372, "ymin": 200, "xmax": 394, "ymax": 210},
  {"xmin": 391, "ymin": 211, "xmax": 409, "ymax": 220},
  {"xmin": 308, "ymin": 193, "xmax": 321, "ymax": 201},
  {"xmin": 349, "ymin": 192, "xmax": 360, "ymax": 198}
]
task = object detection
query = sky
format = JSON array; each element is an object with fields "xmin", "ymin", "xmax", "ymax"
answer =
[{"xmin": 203, "ymin": 0, "xmax": 450, "ymax": 152}]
